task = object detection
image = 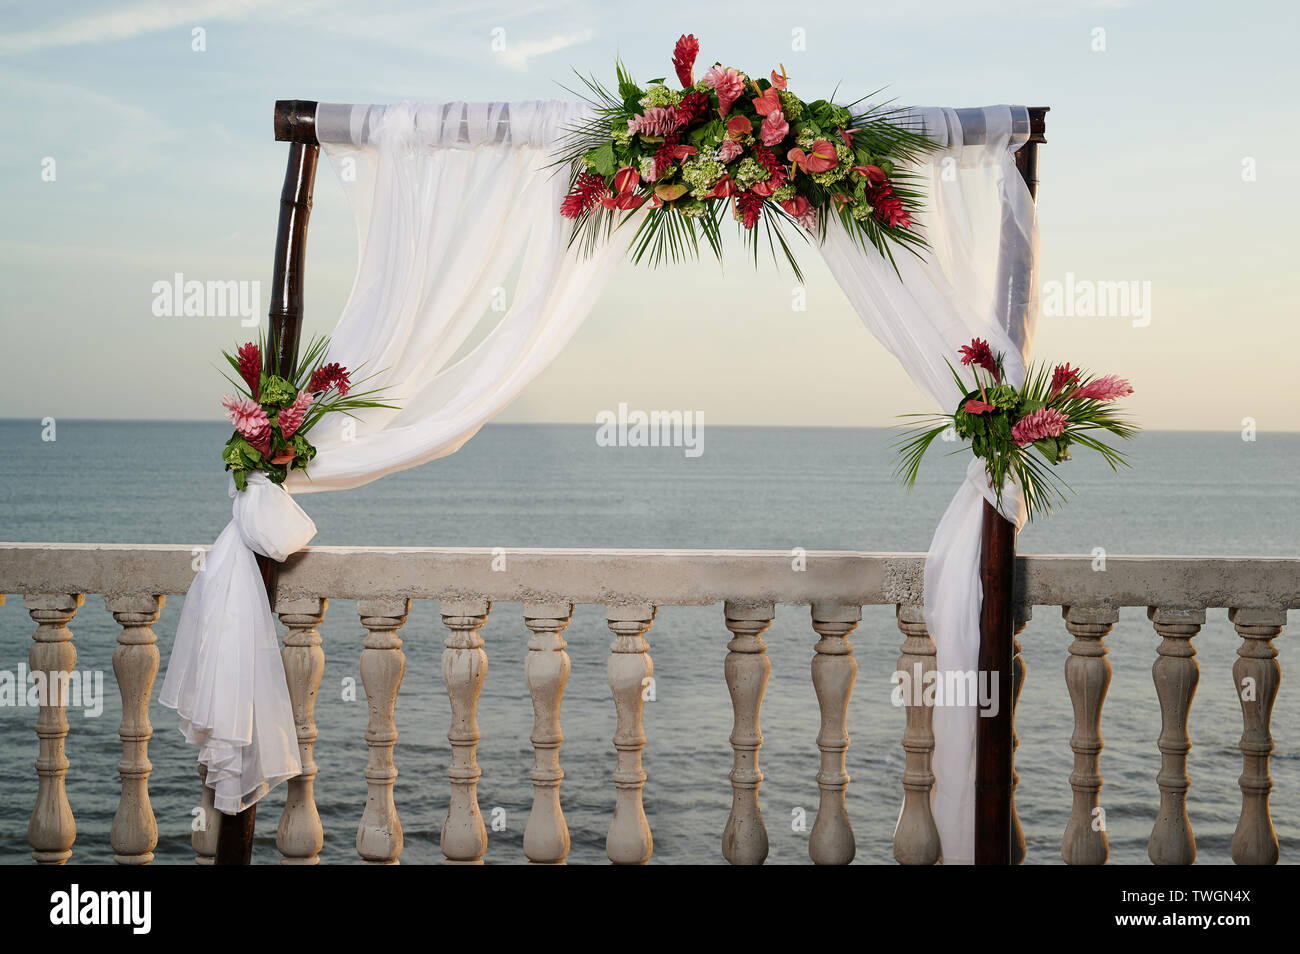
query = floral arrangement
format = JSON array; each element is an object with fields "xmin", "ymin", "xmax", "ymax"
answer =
[
  {"xmin": 895, "ymin": 339, "xmax": 1138, "ymax": 520},
  {"xmin": 557, "ymin": 34, "xmax": 935, "ymax": 280},
  {"xmin": 219, "ymin": 335, "xmax": 392, "ymax": 490}
]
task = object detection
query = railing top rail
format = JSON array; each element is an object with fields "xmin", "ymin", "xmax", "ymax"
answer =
[{"xmin": 0, "ymin": 544, "xmax": 1296, "ymax": 611}]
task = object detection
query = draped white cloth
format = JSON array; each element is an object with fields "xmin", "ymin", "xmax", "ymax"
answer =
[
  {"xmin": 162, "ymin": 101, "xmax": 631, "ymax": 812},
  {"xmin": 159, "ymin": 474, "xmax": 316, "ymax": 813},
  {"xmin": 819, "ymin": 105, "xmax": 1039, "ymax": 864},
  {"xmin": 286, "ymin": 101, "xmax": 634, "ymax": 493}
]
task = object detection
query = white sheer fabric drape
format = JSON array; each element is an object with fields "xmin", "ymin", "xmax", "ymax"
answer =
[
  {"xmin": 286, "ymin": 100, "xmax": 631, "ymax": 493},
  {"xmin": 163, "ymin": 100, "xmax": 630, "ymax": 812},
  {"xmin": 818, "ymin": 105, "xmax": 1039, "ymax": 864}
]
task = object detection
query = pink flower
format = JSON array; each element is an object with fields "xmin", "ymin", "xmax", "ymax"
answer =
[
  {"xmin": 704, "ymin": 175, "xmax": 736, "ymax": 199},
  {"xmin": 781, "ymin": 196, "xmax": 817, "ymax": 230},
  {"xmin": 853, "ymin": 164, "xmax": 887, "ymax": 184},
  {"xmin": 700, "ymin": 65, "xmax": 744, "ymax": 116},
  {"xmin": 788, "ymin": 139, "xmax": 837, "ymax": 175},
  {"xmin": 278, "ymin": 389, "xmax": 313, "ymax": 439},
  {"xmin": 627, "ymin": 106, "xmax": 682, "ymax": 137},
  {"xmin": 717, "ymin": 138, "xmax": 744, "ymax": 162},
  {"xmin": 770, "ymin": 67, "xmax": 788, "ymax": 91},
  {"xmin": 1073, "ymin": 374, "xmax": 1133, "ymax": 402},
  {"xmin": 964, "ymin": 399, "xmax": 997, "ymax": 415},
  {"xmin": 222, "ymin": 394, "xmax": 269, "ymax": 440},
  {"xmin": 725, "ymin": 115, "xmax": 752, "ymax": 139},
  {"xmin": 958, "ymin": 338, "xmax": 1000, "ymax": 382},
  {"xmin": 1012, "ymin": 407, "xmax": 1069, "ymax": 446},
  {"xmin": 760, "ymin": 110, "xmax": 789, "ymax": 146},
  {"xmin": 751, "ymin": 87, "xmax": 782, "ymax": 116}
]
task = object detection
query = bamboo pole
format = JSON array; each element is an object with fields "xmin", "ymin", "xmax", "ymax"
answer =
[
  {"xmin": 974, "ymin": 107, "xmax": 1046, "ymax": 866},
  {"xmin": 214, "ymin": 102, "xmax": 320, "ymax": 866}
]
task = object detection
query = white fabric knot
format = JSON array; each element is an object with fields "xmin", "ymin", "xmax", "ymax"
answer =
[{"xmin": 159, "ymin": 474, "xmax": 316, "ymax": 814}]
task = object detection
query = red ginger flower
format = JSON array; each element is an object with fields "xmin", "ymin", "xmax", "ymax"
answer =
[
  {"xmin": 676, "ymin": 90, "xmax": 710, "ymax": 125},
  {"xmin": 734, "ymin": 191, "xmax": 763, "ymax": 229},
  {"xmin": 308, "ymin": 362, "xmax": 351, "ymax": 396},
  {"xmin": 561, "ymin": 172, "xmax": 607, "ymax": 218},
  {"xmin": 673, "ymin": 34, "xmax": 699, "ymax": 88},
  {"xmin": 748, "ymin": 144, "xmax": 787, "ymax": 197},
  {"xmin": 1012, "ymin": 407, "xmax": 1069, "ymax": 446},
  {"xmin": 958, "ymin": 338, "xmax": 1000, "ymax": 382},
  {"xmin": 236, "ymin": 342, "xmax": 261, "ymax": 400},
  {"xmin": 1050, "ymin": 363, "xmax": 1081, "ymax": 394},
  {"xmin": 1073, "ymin": 374, "xmax": 1133, "ymax": 402},
  {"xmin": 867, "ymin": 180, "xmax": 911, "ymax": 228}
]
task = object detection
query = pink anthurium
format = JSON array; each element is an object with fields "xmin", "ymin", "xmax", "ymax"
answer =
[
  {"xmin": 853, "ymin": 164, "xmax": 887, "ymax": 184},
  {"xmin": 770, "ymin": 66, "xmax": 788, "ymax": 90},
  {"xmin": 788, "ymin": 139, "xmax": 837, "ymax": 174},
  {"xmin": 704, "ymin": 175, "xmax": 736, "ymax": 199},
  {"xmin": 725, "ymin": 115, "xmax": 752, "ymax": 139},
  {"xmin": 751, "ymin": 86, "xmax": 781, "ymax": 116}
]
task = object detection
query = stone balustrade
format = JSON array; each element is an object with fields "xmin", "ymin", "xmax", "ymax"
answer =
[{"xmin": 0, "ymin": 544, "xmax": 1294, "ymax": 865}]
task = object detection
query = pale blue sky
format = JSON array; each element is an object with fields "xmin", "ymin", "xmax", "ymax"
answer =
[{"xmin": 1, "ymin": 0, "xmax": 1296, "ymax": 429}]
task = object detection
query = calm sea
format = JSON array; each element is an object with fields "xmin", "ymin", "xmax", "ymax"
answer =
[{"xmin": 0, "ymin": 420, "xmax": 1296, "ymax": 864}]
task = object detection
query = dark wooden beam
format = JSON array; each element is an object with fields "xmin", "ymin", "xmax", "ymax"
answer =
[
  {"xmin": 213, "ymin": 103, "xmax": 320, "ymax": 866},
  {"xmin": 974, "ymin": 105, "xmax": 1046, "ymax": 866}
]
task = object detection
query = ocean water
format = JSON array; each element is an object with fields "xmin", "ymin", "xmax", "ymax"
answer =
[{"xmin": 0, "ymin": 420, "xmax": 1296, "ymax": 865}]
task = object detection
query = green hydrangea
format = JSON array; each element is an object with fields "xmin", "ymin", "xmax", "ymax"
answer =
[
  {"xmin": 777, "ymin": 91, "xmax": 803, "ymax": 121},
  {"xmin": 260, "ymin": 375, "xmax": 297, "ymax": 406},
  {"xmin": 611, "ymin": 121, "xmax": 633, "ymax": 148},
  {"xmin": 771, "ymin": 184, "xmax": 796, "ymax": 202},
  {"xmin": 733, "ymin": 157, "xmax": 770, "ymax": 191},
  {"xmin": 681, "ymin": 157, "xmax": 726, "ymax": 199},
  {"xmin": 677, "ymin": 198, "xmax": 709, "ymax": 218},
  {"xmin": 851, "ymin": 202, "xmax": 873, "ymax": 221},
  {"xmin": 829, "ymin": 105, "xmax": 853, "ymax": 128},
  {"xmin": 640, "ymin": 85, "xmax": 681, "ymax": 109}
]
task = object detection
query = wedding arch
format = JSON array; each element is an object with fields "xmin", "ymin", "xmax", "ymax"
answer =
[{"xmin": 162, "ymin": 83, "xmax": 1050, "ymax": 866}]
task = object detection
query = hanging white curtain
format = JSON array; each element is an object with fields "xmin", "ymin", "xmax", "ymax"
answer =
[
  {"xmin": 818, "ymin": 105, "xmax": 1039, "ymax": 865},
  {"xmin": 162, "ymin": 100, "xmax": 632, "ymax": 813}
]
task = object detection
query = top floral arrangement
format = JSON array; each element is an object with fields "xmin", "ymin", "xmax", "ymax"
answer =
[{"xmin": 556, "ymin": 34, "xmax": 936, "ymax": 280}]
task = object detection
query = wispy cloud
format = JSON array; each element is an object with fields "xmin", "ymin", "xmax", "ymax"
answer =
[
  {"xmin": 496, "ymin": 28, "xmax": 597, "ymax": 70},
  {"xmin": 0, "ymin": 0, "xmax": 279, "ymax": 56}
]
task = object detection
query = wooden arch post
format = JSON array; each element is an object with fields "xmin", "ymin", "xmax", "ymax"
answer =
[
  {"xmin": 975, "ymin": 106, "xmax": 1047, "ymax": 866},
  {"xmin": 213, "ymin": 100, "xmax": 321, "ymax": 865}
]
